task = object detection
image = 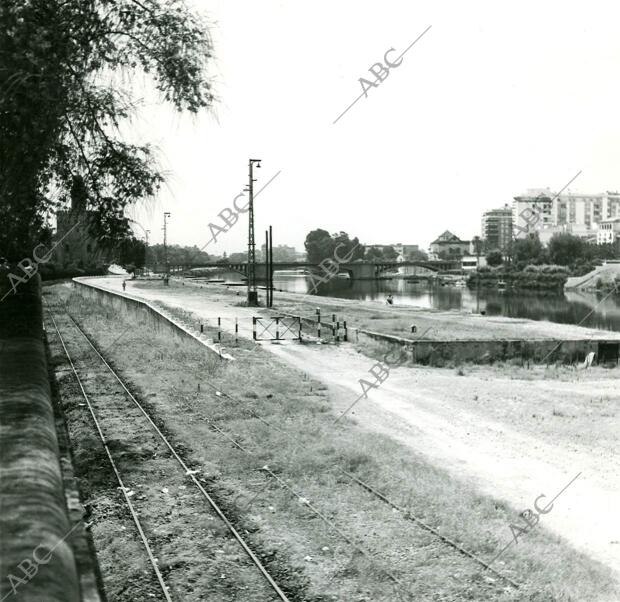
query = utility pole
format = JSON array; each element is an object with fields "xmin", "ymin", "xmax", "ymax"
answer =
[
  {"xmin": 265, "ymin": 229, "xmax": 270, "ymax": 307},
  {"xmin": 269, "ymin": 224, "xmax": 273, "ymax": 307},
  {"xmin": 163, "ymin": 212, "xmax": 171, "ymax": 275},
  {"xmin": 473, "ymin": 235, "xmax": 481, "ymax": 313},
  {"xmin": 247, "ymin": 159, "xmax": 261, "ymax": 305}
]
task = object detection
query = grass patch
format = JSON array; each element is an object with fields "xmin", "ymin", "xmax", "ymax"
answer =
[{"xmin": 45, "ymin": 284, "xmax": 620, "ymax": 601}]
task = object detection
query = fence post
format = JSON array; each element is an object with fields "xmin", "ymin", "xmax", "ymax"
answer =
[
  {"xmin": 343, "ymin": 320, "xmax": 348, "ymax": 342},
  {"xmin": 275, "ymin": 317, "xmax": 280, "ymax": 340},
  {"xmin": 218, "ymin": 317, "xmax": 221, "ymax": 343},
  {"xmin": 235, "ymin": 318, "xmax": 238, "ymax": 345},
  {"xmin": 200, "ymin": 323, "xmax": 204, "ymax": 334},
  {"xmin": 332, "ymin": 314, "xmax": 336, "ymax": 340},
  {"xmin": 316, "ymin": 308, "xmax": 321, "ymax": 339},
  {"xmin": 252, "ymin": 316, "xmax": 257, "ymax": 340},
  {"xmin": 336, "ymin": 321, "xmax": 340, "ymax": 342},
  {"xmin": 298, "ymin": 317, "xmax": 302, "ymax": 342}
]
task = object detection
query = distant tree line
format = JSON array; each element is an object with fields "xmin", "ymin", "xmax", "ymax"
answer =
[
  {"xmin": 488, "ymin": 233, "xmax": 620, "ymax": 275},
  {"xmin": 470, "ymin": 232, "xmax": 620, "ymax": 290},
  {"xmin": 304, "ymin": 229, "xmax": 427, "ymax": 264},
  {"xmin": 147, "ymin": 244, "xmax": 211, "ymax": 268}
]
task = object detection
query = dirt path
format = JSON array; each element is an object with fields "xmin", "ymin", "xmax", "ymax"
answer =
[{"xmin": 87, "ymin": 277, "xmax": 620, "ymax": 582}]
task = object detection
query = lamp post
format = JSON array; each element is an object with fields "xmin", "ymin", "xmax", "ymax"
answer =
[
  {"xmin": 247, "ymin": 159, "xmax": 261, "ymax": 305},
  {"xmin": 145, "ymin": 229, "xmax": 150, "ymax": 275},
  {"xmin": 163, "ymin": 212, "xmax": 171, "ymax": 274}
]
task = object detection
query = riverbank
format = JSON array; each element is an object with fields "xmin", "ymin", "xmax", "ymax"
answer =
[
  {"xmin": 46, "ymin": 280, "xmax": 620, "ymax": 600},
  {"xmin": 565, "ymin": 262, "xmax": 620, "ymax": 291},
  {"xmin": 171, "ymin": 276, "xmax": 620, "ymax": 343}
]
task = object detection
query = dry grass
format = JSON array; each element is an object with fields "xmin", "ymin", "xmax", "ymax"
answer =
[{"xmin": 46, "ymin": 284, "xmax": 620, "ymax": 601}]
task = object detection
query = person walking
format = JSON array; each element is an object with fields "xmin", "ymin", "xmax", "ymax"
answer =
[{"xmin": 122, "ymin": 280, "xmax": 126, "ymax": 292}]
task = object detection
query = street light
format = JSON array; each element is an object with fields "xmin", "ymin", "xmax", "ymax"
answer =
[
  {"xmin": 145, "ymin": 229, "xmax": 150, "ymax": 275},
  {"xmin": 247, "ymin": 159, "xmax": 261, "ymax": 305},
  {"xmin": 163, "ymin": 212, "xmax": 171, "ymax": 274}
]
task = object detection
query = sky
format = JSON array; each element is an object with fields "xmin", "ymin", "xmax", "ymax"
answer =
[{"xmin": 124, "ymin": 0, "xmax": 620, "ymax": 255}]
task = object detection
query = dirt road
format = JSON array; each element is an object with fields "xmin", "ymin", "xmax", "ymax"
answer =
[{"xmin": 85, "ymin": 276, "xmax": 620, "ymax": 582}]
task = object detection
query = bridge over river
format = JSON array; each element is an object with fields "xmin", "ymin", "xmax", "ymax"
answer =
[{"xmin": 162, "ymin": 259, "xmax": 460, "ymax": 280}]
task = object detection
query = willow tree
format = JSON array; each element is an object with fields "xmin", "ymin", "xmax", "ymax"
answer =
[{"xmin": 0, "ymin": 0, "xmax": 214, "ymax": 262}]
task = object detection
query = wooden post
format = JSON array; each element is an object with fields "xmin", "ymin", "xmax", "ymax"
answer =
[
  {"xmin": 217, "ymin": 317, "xmax": 221, "ymax": 343},
  {"xmin": 343, "ymin": 320, "xmax": 348, "ymax": 342},
  {"xmin": 316, "ymin": 308, "xmax": 321, "ymax": 339},
  {"xmin": 235, "ymin": 318, "xmax": 238, "ymax": 345},
  {"xmin": 252, "ymin": 316, "xmax": 257, "ymax": 340},
  {"xmin": 275, "ymin": 317, "xmax": 280, "ymax": 340}
]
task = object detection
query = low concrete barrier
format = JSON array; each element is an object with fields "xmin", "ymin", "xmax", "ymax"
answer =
[
  {"xmin": 72, "ymin": 277, "xmax": 235, "ymax": 360},
  {"xmin": 356, "ymin": 328, "xmax": 618, "ymax": 366},
  {"xmin": 0, "ymin": 274, "xmax": 80, "ymax": 602}
]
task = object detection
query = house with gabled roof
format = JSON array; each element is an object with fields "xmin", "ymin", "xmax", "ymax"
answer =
[{"xmin": 429, "ymin": 231, "xmax": 471, "ymax": 259}]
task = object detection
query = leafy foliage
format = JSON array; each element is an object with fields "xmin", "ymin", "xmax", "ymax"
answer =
[
  {"xmin": 511, "ymin": 233, "xmax": 547, "ymax": 265},
  {"xmin": 468, "ymin": 264, "xmax": 569, "ymax": 290},
  {"xmin": 547, "ymin": 233, "xmax": 587, "ymax": 265},
  {"xmin": 148, "ymin": 243, "xmax": 211, "ymax": 267},
  {"xmin": 0, "ymin": 0, "xmax": 214, "ymax": 261},
  {"xmin": 304, "ymin": 229, "xmax": 364, "ymax": 264},
  {"xmin": 486, "ymin": 250, "xmax": 503, "ymax": 267},
  {"xmin": 381, "ymin": 245, "xmax": 398, "ymax": 261}
]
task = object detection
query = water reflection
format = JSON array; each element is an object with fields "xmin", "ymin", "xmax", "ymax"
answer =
[{"xmin": 267, "ymin": 273, "xmax": 620, "ymax": 333}]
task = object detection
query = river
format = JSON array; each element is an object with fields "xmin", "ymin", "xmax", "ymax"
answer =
[
  {"xmin": 202, "ymin": 270, "xmax": 620, "ymax": 333},
  {"xmin": 273, "ymin": 274, "xmax": 620, "ymax": 333}
]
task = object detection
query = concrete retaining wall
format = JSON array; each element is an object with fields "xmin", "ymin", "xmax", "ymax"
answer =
[
  {"xmin": 0, "ymin": 274, "xmax": 80, "ymax": 602},
  {"xmin": 356, "ymin": 328, "xmax": 617, "ymax": 366},
  {"xmin": 72, "ymin": 278, "xmax": 234, "ymax": 361}
]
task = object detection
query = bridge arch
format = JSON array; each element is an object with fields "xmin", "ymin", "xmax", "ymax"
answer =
[{"xmin": 373, "ymin": 262, "xmax": 441, "ymax": 278}]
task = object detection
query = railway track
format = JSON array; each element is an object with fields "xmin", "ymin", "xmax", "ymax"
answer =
[{"xmin": 47, "ymin": 308, "xmax": 293, "ymax": 602}]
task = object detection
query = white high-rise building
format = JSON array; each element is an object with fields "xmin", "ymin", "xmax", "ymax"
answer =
[{"xmin": 512, "ymin": 189, "xmax": 620, "ymax": 242}]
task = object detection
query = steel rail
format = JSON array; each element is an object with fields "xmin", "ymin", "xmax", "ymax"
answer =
[
  {"xmin": 341, "ymin": 471, "xmax": 521, "ymax": 589},
  {"xmin": 61, "ymin": 311, "xmax": 291, "ymax": 602},
  {"xmin": 192, "ymin": 367, "xmax": 521, "ymax": 590},
  {"xmin": 48, "ymin": 311, "xmax": 174, "ymax": 602}
]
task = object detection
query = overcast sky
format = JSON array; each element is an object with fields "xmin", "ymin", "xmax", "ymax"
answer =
[{"xmin": 125, "ymin": 0, "xmax": 620, "ymax": 255}]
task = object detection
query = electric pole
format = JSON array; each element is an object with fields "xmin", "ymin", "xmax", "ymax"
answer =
[
  {"xmin": 163, "ymin": 212, "xmax": 171, "ymax": 274},
  {"xmin": 247, "ymin": 159, "xmax": 261, "ymax": 305}
]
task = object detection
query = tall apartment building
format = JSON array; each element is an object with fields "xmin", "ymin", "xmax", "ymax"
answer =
[
  {"xmin": 481, "ymin": 204, "xmax": 513, "ymax": 250},
  {"xmin": 512, "ymin": 189, "xmax": 554, "ymax": 239},
  {"xmin": 512, "ymin": 189, "xmax": 620, "ymax": 242},
  {"xmin": 552, "ymin": 191, "xmax": 620, "ymax": 227}
]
